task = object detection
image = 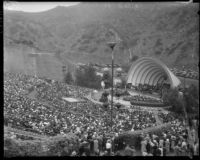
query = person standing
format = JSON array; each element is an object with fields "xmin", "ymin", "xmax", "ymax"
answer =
[
  {"xmin": 159, "ymin": 146, "xmax": 163, "ymax": 156},
  {"xmin": 159, "ymin": 138, "xmax": 164, "ymax": 149},
  {"xmin": 165, "ymin": 139, "xmax": 170, "ymax": 155},
  {"xmin": 156, "ymin": 145, "xmax": 161, "ymax": 156},
  {"xmin": 111, "ymin": 136, "xmax": 115, "ymax": 153},
  {"xmin": 174, "ymin": 143, "xmax": 181, "ymax": 156},
  {"xmin": 102, "ymin": 134, "xmax": 107, "ymax": 151},
  {"xmin": 118, "ymin": 138, "xmax": 123, "ymax": 151},
  {"xmin": 98, "ymin": 134, "xmax": 103, "ymax": 152},
  {"xmin": 152, "ymin": 141, "xmax": 158, "ymax": 156},
  {"xmin": 106, "ymin": 139, "xmax": 112, "ymax": 156},
  {"xmin": 146, "ymin": 140, "xmax": 151, "ymax": 154},
  {"xmin": 78, "ymin": 142, "xmax": 85, "ymax": 156},
  {"xmin": 193, "ymin": 141, "xmax": 199, "ymax": 156},
  {"xmin": 181, "ymin": 139, "xmax": 187, "ymax": 156},
  {"xmin": 171, "ymin": 136, "xmax": 176, "ymax": 152},
  {"xmin": 141, "ymin": 139, "xmax": 147, "ymax": 156},
  {"xmin": 90, "ymin": 138, "xmax": 94, "ymax": 154},
  {"xmin": 163, "ymin": 141, "xmax": 167, "ymax": 156},
  {"xmin": 94, "ymin": 138, "xmax": 99, "ymax": 156}
]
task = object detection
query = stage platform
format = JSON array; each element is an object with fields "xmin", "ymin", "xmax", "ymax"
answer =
[
  {"xmin": 128, "ymin": 89, "xmax": 161, "ymax": 100},
  {"xmin": 92, "ymin": 89, "xmax": 163, "ymax": 108}
]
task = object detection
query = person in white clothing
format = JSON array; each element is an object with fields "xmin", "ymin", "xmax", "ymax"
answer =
[
  {"xmin": 106, "ymin": 139, "xmax": 112, "ymax": 156},
  {"xmin": 165, "ymin": 139, "xmax": 170, "ymax": 154},
  {"xmin": 159, "ymin": 147, "xmax": 163, "ymax": 156},
  {"xmin": 141, "ymin": 139, "xmax": 147, "ymax": 156},
  {"xmin": 193, "ymin": 141, "xmax": 199, "ymax": 156},
  {"xmin": 159, "ymin": 139, "xmax": 164, "ymax": 148}
]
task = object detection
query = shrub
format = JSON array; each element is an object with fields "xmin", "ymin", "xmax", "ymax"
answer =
[
  {"xmin": 75, "ymin": 65, "xmax": 101, "ymax": 89},
  {"xmin": 4, "ymin": 133, "xmax": 79, "ymax": 157},
  {"xmin": 64, "ymin": 71, "xmax": 74, "ymax": 85}
]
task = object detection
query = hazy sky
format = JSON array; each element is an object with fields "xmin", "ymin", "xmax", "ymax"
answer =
[
  {"xmin": 3, "ymin": 2, "xmax": 80, "ymax": 12},
  {"xmin": 3, "ymin": 1, "xmax": 191, "ymax": 13}
]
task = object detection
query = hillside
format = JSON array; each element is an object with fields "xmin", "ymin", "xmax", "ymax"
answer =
[{"xmin": 4, "ymin": 2, "xmax": 199, "ymax": 78}]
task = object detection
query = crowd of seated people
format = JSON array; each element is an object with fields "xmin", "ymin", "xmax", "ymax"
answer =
[
  {"xmin": 4, "ymin": 72, "xmax": 43, "ymax": 96},
  {"xmin": 4, "ymin": 72, "xmax": 157, "ymax": 137},
  {"xmin": 4, "ymin": 72, "xmax": 198, "ymax": 156},
  {"xmin": 132, "ymin": 84, "xmax": 163, "ymax": 94},
  {"xmin": 170, "ymin": 67, "xmax": 199, "ymax": 80},
  {"xmin": 123, "ymin": 95, "xmax": 163, "ymax": 103},
  {"xmin": 157, "ymin": 112, "xmax": 180, "ymax": 124}
]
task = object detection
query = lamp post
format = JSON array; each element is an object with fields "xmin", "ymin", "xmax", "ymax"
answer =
[{"xmin": 107, "ymin": 41, "xmax": 117, "ymax": 132}]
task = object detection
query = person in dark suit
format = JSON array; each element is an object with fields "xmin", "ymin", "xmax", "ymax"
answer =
[
  {"xmin": 114, "ymin": 136, "xmax": 119, "ymax": 152},
  {"xmin": 156, "ymin": 146, "xmax": 161, "ymax": 156},
  {"xmin": 90, "ymin": 138, "xmax": 94, "ymax": 154},
  {"xmin": 152, "ymin": 142, "xmax": 158, "ymax": 156},
  {"xmin": 102, "ymin": 135, "xmax": 107, "ymax": 151},
  {"xmin": 146, "ymin": 140, "xmax": 151, "ymax": 154},
  {"xmin": 163, "ymin": 141, "xmax": 167, "ymax": 156}
]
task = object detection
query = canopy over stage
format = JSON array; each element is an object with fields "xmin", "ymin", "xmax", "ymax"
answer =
[
  {"xmin": 62, "ymin": 97, "xmax": 85, "ymax": 103},
  {"xmin": 127, "ymin": 57, "xmax": 181, "ymax": 88}
]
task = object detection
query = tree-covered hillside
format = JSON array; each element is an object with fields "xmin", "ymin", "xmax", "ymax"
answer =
[{"xmin": 4, "ymin": 2, "xmax": 199, "ymax": 75}]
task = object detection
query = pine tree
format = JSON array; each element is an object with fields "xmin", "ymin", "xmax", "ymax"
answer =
[
  {"xmin": 75, "ymin": 65, "xmax": 101, "ymax": 89},
  {"xmin": 64, "ymin": 71, "xmax": 74, "ymax": 85}
]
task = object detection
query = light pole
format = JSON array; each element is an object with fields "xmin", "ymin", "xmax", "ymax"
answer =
[{"xmin": 107, "ymin": 41, "xmax": 117, "ymax": 132}]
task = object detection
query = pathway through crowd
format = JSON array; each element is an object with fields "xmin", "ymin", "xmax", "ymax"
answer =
[{"xmin": 153, "ymin": 112, "xmax": 163, "ymax": 125}]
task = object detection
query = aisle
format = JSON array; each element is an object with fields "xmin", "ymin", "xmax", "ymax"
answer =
[{"xmin": 153, "ymin": 112, "xmax": 163, "ymax": 125}]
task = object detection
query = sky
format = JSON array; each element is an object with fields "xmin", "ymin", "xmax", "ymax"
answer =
[
  {"xmin": 3, "ymin": 2, "xmax": 80, "ymax": 13},
  {"xmin": 3, "ymin": 1, "xmax": 191, "ymax": 13}
]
